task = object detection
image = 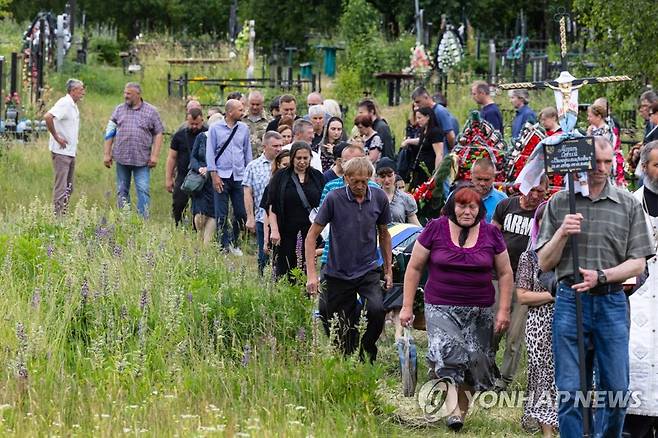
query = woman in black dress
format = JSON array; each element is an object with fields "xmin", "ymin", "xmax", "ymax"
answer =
[
  {"xmin": 268, "ymin": 142, "xmax": 325, "ymax": 281},
  {"xmin": 402, "ymin": 106, "xmax": 444, "ymax": 189},
  {"xmin": 189, "ymin": 129, "xmax": 216, "ymax": 244}
]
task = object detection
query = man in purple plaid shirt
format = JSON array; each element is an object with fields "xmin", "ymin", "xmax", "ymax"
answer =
[{"xmin": 103, "ymin": 82, "xmax": 164, "ymax": 218}]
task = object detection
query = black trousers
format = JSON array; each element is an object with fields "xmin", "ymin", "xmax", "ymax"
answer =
[
  {"xmin": 623, "ymin": 414, "xmax": 658, "ymax": 438},
  {"xmin": 275, "ymin": 225, "xmax": 310, "ymax": 282},
  {"xmin": 172, "ymin": 178, "xmax": 189, "ymax": 226},
  {"xmin": 319, "ymin": 269, "xmax": 385, "ymax": 363}
]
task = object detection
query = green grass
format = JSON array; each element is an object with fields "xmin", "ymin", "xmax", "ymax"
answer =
[{"xmin": 0, "ymin": 32, "xmax": 544, "ymax": 437}]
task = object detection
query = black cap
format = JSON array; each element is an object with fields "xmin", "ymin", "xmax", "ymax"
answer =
[{"xmin": 376, "ymin": 157, "xmax": 397, "ymax": 174}]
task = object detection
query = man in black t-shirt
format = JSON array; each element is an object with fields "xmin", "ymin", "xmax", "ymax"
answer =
[
  {"xmin": 491, "ymin": 175, "xmax": 548, "ymax": 390},
  {"xmin": 265, "ymin": 94, "xmax": 300, "ymax": 132},
  {"xmin": 165, "ymin": 108, "xmax": 207, "ymax": 225}
]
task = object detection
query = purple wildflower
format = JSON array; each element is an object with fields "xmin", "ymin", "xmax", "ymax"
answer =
[
  {"xmin": 99, "ymin": 263, "xmax": 108, "ymax": 294},
  {"xmin": 16, "ymin": 323, "xmax": 27, "ymax": 351},
  {"xmin": 113, "ymin": 245, "xmax": 122, "ymax": 257},
  {"xmin": 46, "ymin": 245, "xmax": 54, "ymax": 257},
  {"xmin": 139, "ymin": 289, "xmax": 148, "ymax": 312},
  {"xmin": 241, "ymin": 344, "xmax": 251, "ymax": 367},
  {"xmin": 295, "ymin": 231, "xmax": 304, "ymax": 270},
  {"xmin": 297, "ymin": 327, "xmax": 306, "ymax": 342},
  {"xmin": 15, "ymin": 322, "xmax": 28, "ymax": 379},
  {"xmin": 95, "ymin": 226, "xmax": 110, "ymax": 240},
  {"xmin": 31, "ymin": 289, "xmax": 41, "ymax": 309},
  {"xmin": 145, "ymin": 251, "xmax": 155, "ymax": 268},
  {"xmin": 17, "ymin": 362, "xmax": 28, "ymax": 381},
  {"xmin": 186, "ymin": 292, "xmax": 193, "ymax": 304},
  {"xmin": 81, "ymin": 280, "xmax": 89, "ymax": 305}
]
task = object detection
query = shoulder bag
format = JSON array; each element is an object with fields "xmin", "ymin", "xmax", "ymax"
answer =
[{"xmin": 181, "ymin": 125, "xmax": 239, "ymax": 194}]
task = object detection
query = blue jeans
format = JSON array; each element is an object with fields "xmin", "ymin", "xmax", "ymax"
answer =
[
  {"xmin": 553, "ymin": 282, "xmax": 630, "ymax": 438},
  {"xmin": 256, "ymin": 221, "xmax": 268, "ymax": 274},
  {"xmin": 213, "ymin": 176, "xmax": 246, "ymax": 249},
  {"xmin": 116, "ymin": 163, "xmax": 150, "ymax": 218}
]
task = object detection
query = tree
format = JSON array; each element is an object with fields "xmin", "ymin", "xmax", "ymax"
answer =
[
  {"xmin": 0, "ymin": 0, "xmax": 11, "ymax": 18},
  {"xmin": 572, "ymin": 0, "xmax": 658, "ymax": 100},
  {"xmin": 239, "ymin": 0, "xmax": 342, "ymax": 55}
]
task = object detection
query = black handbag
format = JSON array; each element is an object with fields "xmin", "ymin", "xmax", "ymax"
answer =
[
  {"xmin": 180, "ymin": 170, "xmax": 207, "ymax": 193},
  {"xmin": 182, "ymin": 125, "xmax": 239, "ymax": 194}
]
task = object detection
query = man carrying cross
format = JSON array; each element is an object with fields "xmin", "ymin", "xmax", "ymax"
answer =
[{"xmin": 536, "ymin": 136, "xmax": 653, "ymax": 437}]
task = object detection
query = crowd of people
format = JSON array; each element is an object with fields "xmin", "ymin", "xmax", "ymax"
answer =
[{"xmin": 43, "ymin": 77, "xmax": 658, "ymax": 437}]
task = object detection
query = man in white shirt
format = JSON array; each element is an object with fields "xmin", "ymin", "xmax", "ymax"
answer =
[
  {"xmin": 44, "ymin": 78, "xmax": 85, "ymax": 215},
  {"xmin": 282, "ymin": 119, "xmax": 322, "ymax": 171}
]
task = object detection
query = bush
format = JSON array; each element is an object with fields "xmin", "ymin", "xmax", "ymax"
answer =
[
  {"xmin": 335, "ymin": 0, "xmax": 414, "ymax": 104},
  {"xmin": 91, "ymin": 37, "xmax": 121, "ymax": 67}
]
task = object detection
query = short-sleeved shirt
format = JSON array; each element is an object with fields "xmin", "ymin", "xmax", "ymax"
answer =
[
  {"xmin": 110, "ymin": 100, "xmax": 164, "ymax": 166},
  {"xmin": 417, "ymin": 216, "xmax": 507, "ymax": 306},
  {"xmin": 373, "ymin": 118, "xmax": 395, "ymax": 159},
  {"xmin": 315, "ymin": 185, "xmax": 391, "ymax": 280},
  {"xmin": 536, "ymin": 181, "xmax": 654, "ymax": 280},
  {"xmin": 389, "ymin": 189, "xmax": 418, "ymax": 223},
  {"xmin": 242, "ymin": 154, "xmax": 272, "ymax": 223},
  {"xmin": 492, "ymin": 196, "xmax": 536, "ymax": 273},
  {"xmin": 432, "ymin": 103, "xmax": 455, "ymax": 135},
  {"xmin": 170, "ymin": 126, "xmax": 207, "ymax": 181},
  {"xmin": 47, "ymin": 93, "xmax": 80, "ymax": 157},
  {"xmin": 364, "ymin": 133, "xmax": 383, "ymax": 156},
  {"xmin": 319, "ymin": 177, "xmax": 380, "ymax": 264},
  {"xmin": 481, "ymin": 103, "xmax": 504, "ymax": 133},
  {"xmin": 482, "ymin": 188, "xmax": 508, "ymax": 223}
]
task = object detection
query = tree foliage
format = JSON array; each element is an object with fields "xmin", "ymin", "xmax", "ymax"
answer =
[
  {"xmin": 7, "ymin": 0, "xmax": 342, "ymax": 52},
  {"xmin": 366, "ymin": 0, "xmax": 570, "ymax": 40},
  {"xmin": 573, "ymin": 0, "xmax": 658, "ymax": 100},
  {"xmin": 0, "ymin": 0, "xmax": 10, "ymax": 18}
]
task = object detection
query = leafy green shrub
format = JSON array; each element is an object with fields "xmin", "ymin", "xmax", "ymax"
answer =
[
  {"xmin": 91, "ymin": 37, "xmax": 121, "ymax": 66},
  {"xmin": 335, "ymin": 0, "xmax": 414, "ymax": 103}
]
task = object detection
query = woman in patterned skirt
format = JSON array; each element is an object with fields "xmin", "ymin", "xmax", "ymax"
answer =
[
  {"xmin": 516, "ymin": 201, "xmax": 558, "ymax": 437},
  {"xmin": 400, "ymin": 185, "xmax": 513, "ymax": 431}
]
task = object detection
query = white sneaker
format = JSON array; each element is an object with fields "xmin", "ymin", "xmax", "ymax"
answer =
[{"xmin": 228, "ymin": 245, "xmax": 243, "ymax": 256}]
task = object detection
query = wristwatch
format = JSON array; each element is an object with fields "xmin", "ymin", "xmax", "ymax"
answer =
[{"xmin": 596, "ymin": 269, "xmax": 607, "ymax": 285}]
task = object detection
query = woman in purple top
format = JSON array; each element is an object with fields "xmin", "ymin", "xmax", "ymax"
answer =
[{"xmin": 400, "ymin": 186, "xmax": 513, "ymax": 431}]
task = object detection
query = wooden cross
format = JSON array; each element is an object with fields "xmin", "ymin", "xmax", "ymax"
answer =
[{"xmin": 498, "ymin": 72, "xmax": 631, "ymax": 133}]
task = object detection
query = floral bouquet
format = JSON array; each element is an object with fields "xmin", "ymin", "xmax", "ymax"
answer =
[
  {"xmin": 403, "ymin": 43, "xmax": 431, "ymax": 78},
  {"xmin": 5, "ymin": 92, "xmax": 20, "ymax": 107}
]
